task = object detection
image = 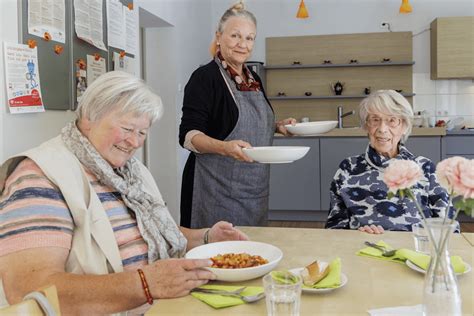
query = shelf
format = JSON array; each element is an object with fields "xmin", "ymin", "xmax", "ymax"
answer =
[
  {"xmin": 267, "ymin": 93, "xmax": 415, "ymax": 100},
  {"xmin": 265, "ymin": 61, "xmax": 415, "ymax": 70}
]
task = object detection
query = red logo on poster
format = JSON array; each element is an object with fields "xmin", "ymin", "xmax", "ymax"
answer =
[{"xmin": 31, "ymin": 89, "xmax": 40, "ymax": 100}]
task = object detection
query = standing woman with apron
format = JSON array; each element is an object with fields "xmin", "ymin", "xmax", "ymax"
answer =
[{"xmin": 179, "ymin": 1, "xmax": 296, "ymax": 229}]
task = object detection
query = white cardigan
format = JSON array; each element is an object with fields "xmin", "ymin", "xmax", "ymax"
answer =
[{"xmin": 0, "ymin": 136, "xmax": 163, "ymax": 313}]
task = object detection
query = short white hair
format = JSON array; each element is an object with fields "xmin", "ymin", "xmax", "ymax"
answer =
[
  {"xmin": 359, "ymin": 90, "xmax": 414, "ymax": 143},
  {"xmin": 76, "ymin": 71, "xmax": 163, "ymax": 123}
]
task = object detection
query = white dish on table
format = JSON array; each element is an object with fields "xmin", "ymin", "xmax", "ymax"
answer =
[
  {"xmin": 288, "ymin": 267, "xmax": 348, "ymax": 293},
  {"xmin": 242, "ymin": 146, "xmax": 310, "ymax": 163},
  {"xmin": 285, "ymin": 121, "xmax": 338, "ymax": 135},
  {"xmin": 406, "ymin": 260, "xmax": 471, "ymax": 276},
  {"xmin": 185, "ymin": 241, "xmax": 283, "ymax": 282}
]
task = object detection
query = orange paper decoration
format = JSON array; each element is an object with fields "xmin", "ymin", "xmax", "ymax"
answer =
[
  {"xmin": 27, "ymin": 39, "xmax": 37, "ymax": 49},
  {"xmin": 399, "ymin": 0, "xmax": 413, "ymax": 13},
  {"xmin": 119, "ymin": 51, "xmax": 126, "ymax": 58},
  {"xmin": 127, "ymin": 3, "xmax": 133, "ymax": 10},
  {"xmin": 54, "ymin": 45, "xmax": 64, "ymax": 55},
  {"xmin": 94, "ymin": 53, "xmax": 101, "ymax": 61},
  {"xmin": 296, "ymin": 0, "xmax": 309, "ymax": 19},
  {"xmin": 43, "ymin": 32, "xmax": 52, "ymax": 41}
]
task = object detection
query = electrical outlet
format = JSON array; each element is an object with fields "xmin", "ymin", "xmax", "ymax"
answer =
[{"xmin": 380, "ymin": 22, "xmax": 389, "ymax": 29}]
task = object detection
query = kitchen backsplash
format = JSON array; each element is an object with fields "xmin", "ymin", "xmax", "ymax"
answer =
[{"xmin": 413, "ymin": 73, "xmax": 474, "ymax": 128}]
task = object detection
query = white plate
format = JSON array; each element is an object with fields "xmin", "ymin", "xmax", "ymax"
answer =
[
  {"xmin": 285, "ymin": 121, "xmax": 338, "ymax": 135},
  {"xmin": 185, "ymin": 241, "xmax": 283, "ymax": 282},
  {"xmin": 242, "ymin": 146, "xmax": 310, "ymax": 164},
  {"xmin": 406, "ymin": 260, "xmax": 472, "ymax": 276},
  {"xmin": 288, "ymin": 267, "xmax": 348, "ymax": 293}
]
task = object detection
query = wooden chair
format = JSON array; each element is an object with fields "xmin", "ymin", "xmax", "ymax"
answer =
[{"xmin": 0, "ymin": 285, "xmax": 61, "ymax": 315}]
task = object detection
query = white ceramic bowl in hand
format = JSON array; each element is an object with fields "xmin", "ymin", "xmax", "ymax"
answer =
[
  {"xmin": 285, "ymin": 121, "xmax": 338, "ymax": 135},
  {"xmin": 185, "ymin": 241, "xmax": 283, "ymax": 282},
  {"xmin": 242, "ymin": 146, "xmax": 310, "ymax": 163}
]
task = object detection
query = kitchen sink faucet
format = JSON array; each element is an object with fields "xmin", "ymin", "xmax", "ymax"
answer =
[{"xmin": 337, "ymin": 106, "xmax": 355, "ymax": 128}]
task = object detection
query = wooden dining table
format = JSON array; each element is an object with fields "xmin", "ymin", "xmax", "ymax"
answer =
[
  {"xmin": 146, "ymin": 227, "xmax": 474, "ymax": 315},
  {"xmin": 462, "ymin": 232, "xmax": 474, "ymax": 247}
]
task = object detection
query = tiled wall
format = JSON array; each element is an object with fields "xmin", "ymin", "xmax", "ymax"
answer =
[{"xmin": 413, "ymin": 74, "xmax": 474, "ymax": 128}]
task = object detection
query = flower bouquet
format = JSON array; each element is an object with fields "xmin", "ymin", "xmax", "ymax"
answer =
[{"xmin": 383, "ymin": 157, "xmax": 473, "ymax": 316}]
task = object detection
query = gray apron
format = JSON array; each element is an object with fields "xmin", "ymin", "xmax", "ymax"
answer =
[{"xmin": 190, "ymin": 61, "xmax": 275, "ymax": 228}]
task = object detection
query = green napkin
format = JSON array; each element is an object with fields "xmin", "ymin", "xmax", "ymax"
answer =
[
  {"xmin": 356, "ymin": 241, "xmax": 405, "ymax": 263},
  {"xmin": 305, "ymin": 257, "xmax": 342, "ymax": 289},
  {"xmin": 190, "ymin": 285, "xmax": 264, "ymax": 309},
  {"xmin": 270, "ymin": 270, "xmax": 300, "ymax": 285},
  {"xmin": 356, "ymin": 240, "xmax": 467, "ymax": 273},
  {"xmin": 397, "ymin": 248, "xmax": 467, "ymax": 274}
]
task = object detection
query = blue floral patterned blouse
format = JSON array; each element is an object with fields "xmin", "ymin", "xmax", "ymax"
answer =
[{"xmin": 325, "ymin": 144, "xmax": 455, "ymax": 231}]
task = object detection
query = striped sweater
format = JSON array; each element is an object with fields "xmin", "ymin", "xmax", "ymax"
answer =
[{"xmin": 0, "ymin": 158, "xmax": 148, "ymax": 270}]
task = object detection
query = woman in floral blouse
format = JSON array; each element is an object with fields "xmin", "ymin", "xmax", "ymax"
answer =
[{"xmin": 326, "ymin": 90, "xmax": 454, "ymax": 234}]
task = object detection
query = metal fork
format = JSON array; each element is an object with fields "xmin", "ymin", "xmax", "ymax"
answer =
[
  {"xmin": 191, "ymin": 287, "xmax": 265, "ymax": 303},
  {"xmin": 364, "ymin": 241, "xmax": 397, "ymax": 257}
]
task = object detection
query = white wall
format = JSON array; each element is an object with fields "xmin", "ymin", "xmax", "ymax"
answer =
[
  {"xmin": 210, "ymin": 0, "xmax": 474, "ymax": 126},
  {"xmin": 0, "ymin": 0, "xmax": 80, "ymax": 163}
]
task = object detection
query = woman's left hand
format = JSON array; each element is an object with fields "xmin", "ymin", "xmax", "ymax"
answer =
[
  {"xmin": 358, "ymin": 224, "xmax": 385, "ymax": 234},
  {"xmin": 276, "ymin": 118, "xmax": 297, "ymax": 136},
  {"xmin": 208, "ymin": 221, "xmax": 249, "ymax": 243}
]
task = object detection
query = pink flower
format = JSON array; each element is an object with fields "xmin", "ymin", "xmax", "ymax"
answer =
[
  {"xmin": 454, "ymin": 159, "xmax": 474, "ymax": 199},
  {"xmin": 383, "ymin": 160, "xmax": 423, "ymax": 193},
  {"xmin": 436, "ymin": 157, "xmax": 474, "ymax": 198}
]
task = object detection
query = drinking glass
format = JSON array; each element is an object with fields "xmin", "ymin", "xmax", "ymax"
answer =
[
  {"xmin": 263, "ymin": 272, "xmax": 302, "ymax": 316},
  {"xmin": 413, "ymin": 222, "xmax": 430, "ymax": 254}
]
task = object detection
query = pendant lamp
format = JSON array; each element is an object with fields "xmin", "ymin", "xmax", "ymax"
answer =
[
  {"xmin": 399, "ymin": 0, "xmax": 413, "ymax": 13},
  {"xmin": 296, "ymin": 0, "xmax": 309, "ymax": 19}
]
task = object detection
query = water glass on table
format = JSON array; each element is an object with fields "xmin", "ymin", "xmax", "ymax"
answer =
[
  {"xmin": 263, "ymin": 272, "xmax": 302, "ymax": 316},
  {"xmin": 412, "ymin": 222, "xmax": 430, "ymax": 254}
]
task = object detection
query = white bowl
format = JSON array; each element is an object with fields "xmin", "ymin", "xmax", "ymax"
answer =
[
  {"xmin": 242, "ymin": 146, "xmax": 310, "ymax": 163},
  {"xmin": 185, "ymin": 241, "xmax": 283, "ymax": 282},
  {"xmin": 285, "ymin": 121, "xmax": 338, "ymax": 135}
]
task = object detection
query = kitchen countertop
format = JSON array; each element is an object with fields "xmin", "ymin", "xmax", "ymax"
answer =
[
  {"xmin": 446, "ymin": 129, "xmax": 474, "ymax": 135},
  {"xmin": 276, "ymin": 127, "xmax": 446, "ymax": 137}
]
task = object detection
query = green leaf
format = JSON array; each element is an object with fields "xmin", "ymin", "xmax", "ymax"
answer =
[
  {"xmin": 387, "ymin": 191, "xmax": 395, "ymax": 199},
  {"xmin": 399, "ymin": 190, "xmax": 405, "ymax": 199}
]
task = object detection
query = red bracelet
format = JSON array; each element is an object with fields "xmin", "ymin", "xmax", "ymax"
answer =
[{"xmin": 137, "ymin": 269, "xmax": 153, "ymax": 305}]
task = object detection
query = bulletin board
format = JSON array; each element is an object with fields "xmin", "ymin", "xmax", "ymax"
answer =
[
  {"xmin": 21, "ymin": 0, "xmax": 135, "ymax": 111},
  {"xmin": 20, "ymin": 0, "xmax": 72, "ymax": 110}
]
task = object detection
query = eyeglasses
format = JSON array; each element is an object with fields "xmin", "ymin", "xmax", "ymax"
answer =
[{"xmin": 366, "ymin": 116, "xmax": 402, "ymax": 128}]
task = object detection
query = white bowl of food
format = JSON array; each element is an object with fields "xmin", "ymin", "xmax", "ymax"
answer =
[
  {"xmin": 242, "ymin": 146, "xmax": 310, "ymax": 163},
  {"xmin": 285, "ymin": 121, "xmax": 338, "ymax": 135},
  {"xmin": 185, "ymin": 241, "xmax": 283, "ymax": 282}
]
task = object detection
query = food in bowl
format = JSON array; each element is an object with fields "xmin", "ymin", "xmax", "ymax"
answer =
[
  {"xmin": 211, "ymin": 253, "xmax": 268, "ymax": 269},
  {"xmin": 185, "ymin": 241, "xmax": 283, "ymax": 281},
  {"xmin": 301, "ymin": 260, "xmax": 330, "ymax": 286}
]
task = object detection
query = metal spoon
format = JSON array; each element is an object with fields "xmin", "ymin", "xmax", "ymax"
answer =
[{"xmin": 364, "ymin": 241, "xmax": 397, "ymax": 257}]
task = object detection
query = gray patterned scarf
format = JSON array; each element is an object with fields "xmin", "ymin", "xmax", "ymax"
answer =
[{"xmin": 61, "ymin": 121, "xmax": 187, "ymax": 263}]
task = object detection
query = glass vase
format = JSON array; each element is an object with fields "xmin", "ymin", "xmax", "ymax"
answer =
[{"xmin": 422, "ymin": 218, "xmax": 461, "ymax": 316}]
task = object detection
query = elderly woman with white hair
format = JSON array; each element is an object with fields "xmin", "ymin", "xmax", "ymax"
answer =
[
  {"xmin": 325, "ymin": 90, "xmax": 454, "ymax": 234},
  {"xmin": 0, "ymin": 71, "xmax": 247, "ymax": 314}
]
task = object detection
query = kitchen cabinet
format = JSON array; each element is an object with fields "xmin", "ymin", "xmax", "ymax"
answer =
[
  {"xmin": 269, "ymin": 138, "xmax": 320, "ymax": 220},
  {"xmin": 430, "ymin": 17, "xmax": 474, "ymax": 79},
  {"xmin": 269, "ymin": 136, "xmax": 442, "ymax": 219},
  {"xmin": 442, "ymin": 134, "xmax": 474, "ymax": 160},
  {"xmin": 265, "ymin": 32, "xmax": 414, "ymax": 124}
]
